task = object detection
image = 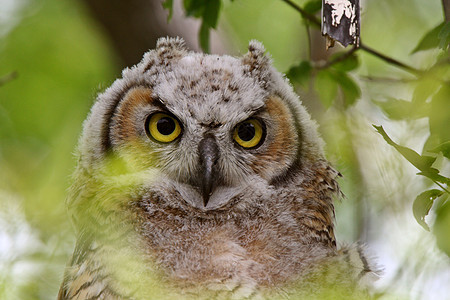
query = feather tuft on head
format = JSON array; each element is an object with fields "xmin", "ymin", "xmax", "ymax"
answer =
[
  {"xmin": 241, "ymin": 40, "xmax": 272, "ymax": 89},
  {"xmin": 156, "ymin": 37, "xmax": 187, "ymax": 58}
]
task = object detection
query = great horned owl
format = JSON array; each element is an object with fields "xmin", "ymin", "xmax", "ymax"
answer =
[{"xmin": 58, "ymin": 37, "xmax": 377, "ymax": 299}]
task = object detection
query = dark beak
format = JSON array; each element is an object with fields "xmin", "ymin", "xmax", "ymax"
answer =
[{"xmin": 198, "ymin": 133, "xmax": 219, "ymax": 207}]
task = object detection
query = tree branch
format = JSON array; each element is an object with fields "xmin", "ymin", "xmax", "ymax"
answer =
[
  {"xmin": 280, "ymin": 0, "xmax": 321, "ymax": 27},
  {"xmin": 359, "ymin": 75, "xmax": 415, "ymax": 83},
  {"xmin": 315, "ymin": 45, "xmax": 358, "ymax": 69},
  {"xmin": 359, "ymin": 43, "xmax": 423, "ymax": 75},
  {"xmin": 305, "ymin": 24, "xmax": 312, "ymax": 61},
  {"xmin": 443, "ymin": 0, "xmax": 450, "ymax": 21},
  {"xmin": 280, "ymin": 0, "xmax": 424, "ymax": 76}
]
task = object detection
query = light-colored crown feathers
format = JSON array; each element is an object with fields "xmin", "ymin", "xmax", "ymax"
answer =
[
  {"xmin": 155, "ymin": 36, "xmax": 187, "ymax": 60},
  {"xmin": 156, "ymin": 36, "xmax": 187, "ymax": 51}
]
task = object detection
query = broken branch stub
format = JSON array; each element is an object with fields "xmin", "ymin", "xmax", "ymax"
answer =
[{"xmin": 322, "ymin": 0, "xmax": 360, "ymax": 48}]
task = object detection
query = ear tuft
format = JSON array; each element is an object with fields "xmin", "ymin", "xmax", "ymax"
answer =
[
  {"xmin": 154, "ymin": 36, "xmax": 188, "ymax": 63},
  {"xmin": 247, "ymin": 40, "xmax": 266, "ymax": 58},
  {"xmin": 242, "ymin": 40, "xmax": 272, "ymax": 89},
  {"xmin": 156, "ymin": 36, "xmax": 187, "ymax": 52},
  {"xmin": 243, "ymin": 40, "xmax": 270, "ymax": 67}
]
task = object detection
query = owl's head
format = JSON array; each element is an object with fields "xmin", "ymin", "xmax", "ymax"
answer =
[{"xmin": 76, "ymin": 37, "xmax": 325, "ymax": 212}]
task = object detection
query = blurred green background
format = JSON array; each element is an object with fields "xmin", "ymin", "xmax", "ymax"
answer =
[{"xmin": 0, "ymin": 0, "xmax": 448, "ymax": 299}]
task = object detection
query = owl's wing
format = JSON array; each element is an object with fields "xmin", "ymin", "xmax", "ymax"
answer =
[
  {"xmin": 337, "ymin": 243, "xmax": 380, "ymax": 287},
  {"xmin": 58, "ymin": 231, "xmax": 126, "ymax": 300},
  {"xmin": 274, "ymin": 244, "xmax": 379, "ymax": 299}
]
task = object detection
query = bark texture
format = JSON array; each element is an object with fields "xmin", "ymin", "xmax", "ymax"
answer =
[
  {"xmin": 80, "ymin": 0, "xmax": 202, "ymax": 68},
  {"xmin": 321, "ymin": 0, "xmax": 360, "ymax": 48}
]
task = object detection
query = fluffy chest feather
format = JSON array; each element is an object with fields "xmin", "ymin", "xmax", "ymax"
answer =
[{"xmin": 129, "ymin": 161, "xmax": 338, "ymax": 291}]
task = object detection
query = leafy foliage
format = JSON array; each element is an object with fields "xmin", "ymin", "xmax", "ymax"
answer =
[
  {"xmin": 430, "ymin": 141, "xmax": 450, "ymax": 160},
  {"xmin": 412, "ymin": 189, "xmax": 443, "ymax": 231},
  {"xmin": 373, "ymin": 124, "xmax": 450, "ymax": 231},
  {"xmin": 374, "ymin": 97, "xmax": 430, "ymax": 120},
  {"xmin": 288, "ymin": 53, "xmax": 361, "ymax": 109},
  {"xmin": 0, "ymin": 0, "xmax": 117, "ymax": 297},
  {"xmin": 411, "ymin": 22, "xmax": 446, "ymax": 53},
  {"xmin": 434, "ymin": 198, "xmax": 450, "ymax": 256},
  {"xmin": 370, "ymin": 24, "xmax": 450, "ymax": 234},
  {"xmin": 371, "ymin": 21, "xmax": 450, "ymax": 246},
  {"xmin": 373, "ymin": 126, "xmax": 441, "ymax": 180},
  {"xmin": 438, "ymin": 22, "xmax": 450, "ymax": 50},
  {"xmin": 287, "ymin": 61, "xmax": 312, "ymax": 88},
  {"xmin": 410, "ymin": 20, "xmax": 449, "ymax": 53},
  {"xmin": 303, "ymin": 0, "xmax": 322, "ymax": 15},
  {"xmin": 162, "ymin": 0, "xmax": 174, "ymax": 21}
]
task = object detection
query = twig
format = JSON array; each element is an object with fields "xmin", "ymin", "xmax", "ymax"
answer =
[
  {"xmin": 433, "ymin": 180, "xmax": 450, "ymax": 195},
  {"xmin": 315, "ymin": 45, "xmax": 358, "ymax": 69},
  {"xmin": 280, "ymin": 0, "xmax": 321, "ymax": 27},
  {"xmin": 280, "ymin": 0, "xmax": 424, "ymax": 76},
  {"xmin": 0, "ymin": 71, "xmax": 18, "ymax": 86},
  {"xmin": 359, "ymin": 43, "xmax": 423, "ymax": 75},
  {"xmin": 359, "ymin": 75, "xmax": 415, "ymax": 83},
  {"xmin": 305, "ymin": 24, "xmax": 312, "ymax": 61},
  {"xmin": 443, "ymin": 0, "xmax": 450, "ymax": 21}
]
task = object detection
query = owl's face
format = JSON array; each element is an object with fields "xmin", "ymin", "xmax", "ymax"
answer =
[{"xmin": 78, "ymin": 38, "xmax": 324, "ymax": 212}]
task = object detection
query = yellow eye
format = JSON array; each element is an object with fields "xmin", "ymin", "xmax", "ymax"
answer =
[
  {"xmin": 233, "ymin": 118, "xmax": 265, "ymax": 149},
  {"xmin": 146, "ymin": 113, "xmax": 182, "ymax": 143}
]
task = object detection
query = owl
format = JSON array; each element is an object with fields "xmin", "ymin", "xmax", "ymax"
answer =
[{"xmin": 58, "ymin": 37, "xmax": 377, "ymax": 300}]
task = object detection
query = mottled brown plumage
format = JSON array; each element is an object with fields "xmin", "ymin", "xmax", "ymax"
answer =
[{"xmin": 59, "ymin": 38, "xmax": 376, "ymax": 300}]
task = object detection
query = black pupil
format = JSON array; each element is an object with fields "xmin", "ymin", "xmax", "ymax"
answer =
[
  {"xmin": 157, "ymin": 117, "xmax": 176, "ymax": 135},
  {"xmin": 238, "ymin": 122, "xmax": 256, "ymax": 141}
]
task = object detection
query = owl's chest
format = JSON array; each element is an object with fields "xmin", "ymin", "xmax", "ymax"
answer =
[{"xmin": 134, "ymin": 208, "xmax": 333, "ymax": 289}]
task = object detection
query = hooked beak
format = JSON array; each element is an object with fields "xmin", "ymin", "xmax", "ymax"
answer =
[{"xmin": 198, "ymin": 133, "xmax": 219, "ymax": 207}]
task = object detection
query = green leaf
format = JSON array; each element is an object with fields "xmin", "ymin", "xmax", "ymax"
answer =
[
  {"xmin": 373, "ymin": 125, "xmax": 437, "ymax": 172},
  {"xmin": 413, "ymin": 189, "xmax": 444, "ymax": 231},
  {"xmin": 434, "ymin": 199, "xmax": 450, "ymax": 256},
  {"xmin": 374, "ymin": 125, "xmax": 450, "ymax": 184},
  {"xmin": 373, "ymin": 98, "xmax": 430, "ymax": 120},
  {"xmin": 287, "ymin": 61, "xmax": 312, "ymax": 87},
  {"xmin": 203, "ymin": 0, "xmax": 221, "ymax": 28},
  {"xmin": 429, "ymin": 85, "xmax": 450, "ymax": 144},
  {"xmin": 184, "ymin": 0, "xmax": 206, "ymax": 18},
  {"xmin": 330, "ymin": 72, "xmax": 360, "ymax": 106},
  {"xmin": 438, "ymin": 21, "xmax": 450, "ymax": 50},
  {"xmin": 183, "ymin": 0, "xmax": 221, "ymax": 53},
  {"xmin": 183, "ymin": 0, "xmax": 221, "ymax": 52},
  {"xmin": 314, "ymin": 70, "xmax": 338, "ymax": 108},
  {"xmin": 303, "ymin": 0, "xmax": 322, "ymax": 14},
  {"xmin": 412, "ymin": 77, "xmax": 441, "ymax": 104},
  {"xmin": 411, "ymin": 22, "xmax": 445, "ymax": 54},
  {"xmin": 330, "ymin": 53, "xmax": 359, "ymax": 72},
  {"xmin": 162, "ymin": 0, "xmax": 174, "ymax": 21},
  {"xmin": 314, "ymin": 70, "xmax": 360, "ymax": 108},
  {"xmin": 416, "ymin": 172, "xmax": 450, "ymax": 185},
  {"xmin": 429, "ymin": 141, "xmax": 450, "ymax": 160}
]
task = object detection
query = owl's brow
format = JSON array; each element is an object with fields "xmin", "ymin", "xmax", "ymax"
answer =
[
  {"xmin": 151, "ymin": 97, "xmax": 169, "ymax": 111},
  {"xmin": 150, "ymin": 97, "xmax": 188, "ymax": 120},
  {"xmin": 248, "ymin": 103, "xmax": 267, "ymax": 117}
]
